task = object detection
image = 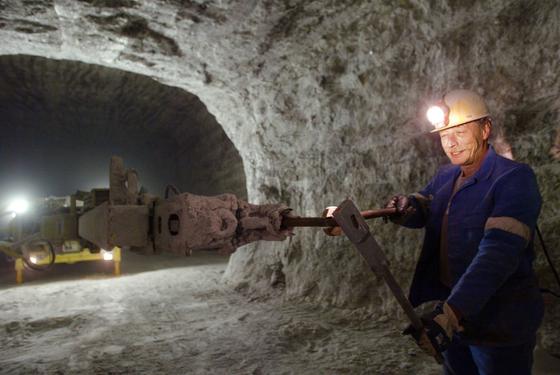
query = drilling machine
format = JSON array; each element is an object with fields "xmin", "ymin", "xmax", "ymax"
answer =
[
  {"xmin": 0, "ymin": 156, "xmax": 299, "ymax": 283},
  {"xmin": 0, "ymin": 156, "xmax": 395, "ymax": 283}
]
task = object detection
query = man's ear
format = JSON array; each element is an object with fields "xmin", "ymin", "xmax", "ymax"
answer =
[{"xmin": 482, "ymin": 119, "xmax": 492, "ymax": 141}]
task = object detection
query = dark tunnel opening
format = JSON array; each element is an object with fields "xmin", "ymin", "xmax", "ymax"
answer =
[{"xmin": 0, "ymin": 54, "xmax": 247, "ymax": 207}]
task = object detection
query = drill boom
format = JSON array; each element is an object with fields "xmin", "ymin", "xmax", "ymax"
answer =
[{"xmin": 282, "ymin": 207, "xmax": 397, "ymax": 228}]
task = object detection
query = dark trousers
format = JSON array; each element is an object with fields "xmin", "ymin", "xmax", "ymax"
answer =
[{"xmin": 443, "ymin": 336, "xmax": 536, "ymax": 375}]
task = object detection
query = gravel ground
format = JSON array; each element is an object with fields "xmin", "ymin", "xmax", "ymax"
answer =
[{"xmin": 0, "ymin": 251, "xmax": 557, "ymax": 374}]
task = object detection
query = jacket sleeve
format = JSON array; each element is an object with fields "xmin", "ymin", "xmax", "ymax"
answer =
[
  {"xmin": 400, "ymin": 174, "xmax": 436, "ymax": 228},
  {"xmin": 446, "ymin": 165, "xmax": 542, "ymax": 317}
]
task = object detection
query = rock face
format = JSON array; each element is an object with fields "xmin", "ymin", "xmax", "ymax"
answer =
[{"xmin": 1, "ymin": 0, "xmax": 559, "ymax": 354}]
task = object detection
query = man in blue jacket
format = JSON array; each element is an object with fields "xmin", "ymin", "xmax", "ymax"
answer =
[{"xmin": 387, "ymin": 89, "xmax": 543, "ymax": 374}]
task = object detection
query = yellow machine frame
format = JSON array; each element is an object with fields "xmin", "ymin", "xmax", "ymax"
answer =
[
  {"xmin": 1, "ymin": 191, "xmax": 123, "ymax": 285},
  {"xmin": 9, "ymin": 247, "xmax": 121, "ymax": 284}
]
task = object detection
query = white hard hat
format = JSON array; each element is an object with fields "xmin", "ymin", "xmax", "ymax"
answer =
[{"xmin": 426, "ymin": 89, "xmax": 490, "ymax": 132}]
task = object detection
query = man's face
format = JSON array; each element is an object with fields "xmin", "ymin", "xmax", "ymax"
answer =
[{"xmin": 439, "ymin": 121, "xmax": 490, "ymax": 166}]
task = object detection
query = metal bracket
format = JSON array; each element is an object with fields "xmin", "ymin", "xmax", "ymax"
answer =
[{"xmin": 332, "ymin": 199, "xmax": 443, "ymax": 364}]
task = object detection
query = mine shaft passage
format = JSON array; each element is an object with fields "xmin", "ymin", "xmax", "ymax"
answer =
[{"xmin": 0, "ymin": 54, "xmax": 247, "ymax": 202}]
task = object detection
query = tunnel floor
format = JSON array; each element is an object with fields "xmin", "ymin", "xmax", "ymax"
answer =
[{"xmin": 0, "ymin": 252, "xmax": 558, "ymax": 374}]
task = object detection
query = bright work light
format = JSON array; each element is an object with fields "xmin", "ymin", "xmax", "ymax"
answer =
[
  {"xmin": 7, "ymin": 197, "xmax": 30, "ymax": 215},
  {"xmin": 101, "ymin": 249, "xmax": 114, "ymax": 261}
]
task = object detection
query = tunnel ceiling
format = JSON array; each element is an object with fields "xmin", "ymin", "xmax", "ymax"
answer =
[{"xmin": 0, "ymin": 54, "xmax": 247, "ymax": 200}]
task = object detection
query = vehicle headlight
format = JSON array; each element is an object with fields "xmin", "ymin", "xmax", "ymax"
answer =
[{"xmin": 101, "ymin": 249, "xmax": 113, "ymax": 261}]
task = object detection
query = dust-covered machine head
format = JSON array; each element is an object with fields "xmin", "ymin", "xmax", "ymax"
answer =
[{"xmin": 78, "ymin": 156, "xmax": 293, "ymax": 256}]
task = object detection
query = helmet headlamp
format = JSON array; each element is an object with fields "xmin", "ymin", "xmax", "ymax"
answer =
[{"xmin": 426, "ymin": 101, "xmax": 450, "ymax": 130}]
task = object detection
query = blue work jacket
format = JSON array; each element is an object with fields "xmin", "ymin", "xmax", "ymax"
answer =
[{"xmin": 404, "ymin": 146, "xmax": 543, "ymax": 345}]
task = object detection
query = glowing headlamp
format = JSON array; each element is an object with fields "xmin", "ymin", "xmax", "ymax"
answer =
[{"xmin": 426, "ymin": 102, "xmax": 450, "ymax": 130}]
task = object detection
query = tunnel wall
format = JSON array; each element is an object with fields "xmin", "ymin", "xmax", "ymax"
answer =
[
  {"xmin": 0, "ymin": 0, "xmax": 558, "ymax": 354},
  {"xmin": 173, "ymin": 107, "xmax": 247, "ymax": 199},
  {"xmin": 224, "ymin": 0, "xmax": 560, "ymax": 354}
]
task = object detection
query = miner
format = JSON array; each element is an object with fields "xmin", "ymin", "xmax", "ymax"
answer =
[{"xmin": 387, "ymin": 89, "xmax": 543, "ymax": 374}]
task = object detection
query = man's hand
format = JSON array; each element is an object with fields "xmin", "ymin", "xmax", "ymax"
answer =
[
  {"xmin": 322, "ymin": 206, "xmax": 342, "ymax": 236},
  {"xmin": 385, "ymin": 195, "xmax": 415, "ymax": 224},
  {"xmin": 403, "ymin": 302, "xmax": 463, "ymax": 356}
]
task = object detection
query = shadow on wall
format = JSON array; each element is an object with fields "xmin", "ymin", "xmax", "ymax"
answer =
[{"xmin": 0, "ymin": 55, "xmax": 247, "ymax": 200}]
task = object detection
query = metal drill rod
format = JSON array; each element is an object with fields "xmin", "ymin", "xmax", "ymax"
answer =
[{"xmin": 282, "ymin": 207, "xmax": 397, "ymax": 228}]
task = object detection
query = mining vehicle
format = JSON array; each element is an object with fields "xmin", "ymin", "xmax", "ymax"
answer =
[{"xmin": 0, "ymin": 189, "xmax": 121, "ymax": 284}]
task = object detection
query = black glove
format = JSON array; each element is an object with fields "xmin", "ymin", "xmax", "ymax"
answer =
[
  {"xmin": 403, "ymin": 302, "xmax": 463, "ymax": 356},
  {"xmin": 385, "ymin": 194, "xmax": 415, "ymax": 224}
]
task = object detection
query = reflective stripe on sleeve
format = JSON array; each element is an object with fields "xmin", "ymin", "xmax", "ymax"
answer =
[{"xmin": 485, "ymin": 216, "xmax": 531, "ymax": 242}]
